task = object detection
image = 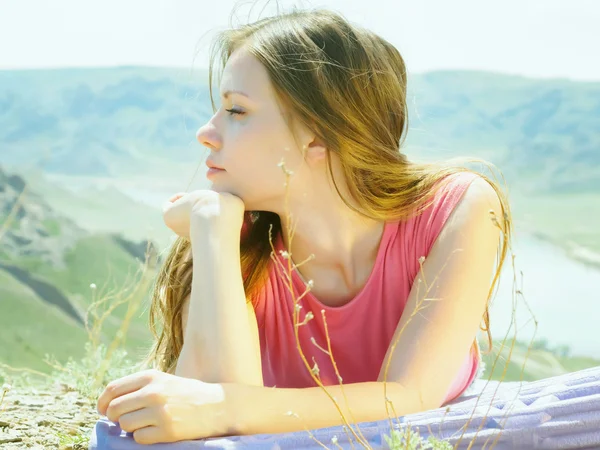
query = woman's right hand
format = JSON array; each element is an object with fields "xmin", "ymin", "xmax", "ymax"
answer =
[{"xmin": 162, "ymin": 190, "xmax": 246, "ymax": 239}]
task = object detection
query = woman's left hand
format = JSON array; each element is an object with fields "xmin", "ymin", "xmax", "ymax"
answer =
[{"xmin": 96, "ymin": 369, "xmax": 236, "ymax": 444}]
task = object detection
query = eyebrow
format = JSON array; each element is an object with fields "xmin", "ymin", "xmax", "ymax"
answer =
[{"xmin": 221, "ymin": 89, "xmax": 251, "ymax": 99}]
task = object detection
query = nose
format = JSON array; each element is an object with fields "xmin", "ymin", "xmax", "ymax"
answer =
[{"xmin": 196, "ymin": 120, "xmax": 222, "ymax": 151}]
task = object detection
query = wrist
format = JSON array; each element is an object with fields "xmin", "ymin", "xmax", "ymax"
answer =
[
  {"xmin": 189, "ymin": 381, "xmax": 247, "ymax": 438},
  {"xmin": 189, "ymin": 222, "xmax": 241, "ymax": 256},
  {"xmin": 220, "ymin": 382, "xmax": 251, "ymax": 436},
  {"xmin": 190, "ymin": 212, "xmax": 243, "ymax": 238}
]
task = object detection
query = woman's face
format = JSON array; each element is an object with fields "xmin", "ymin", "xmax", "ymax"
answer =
[{"xmin": 196, "ymin": 48, "xmax": 312, "ymax": 212}]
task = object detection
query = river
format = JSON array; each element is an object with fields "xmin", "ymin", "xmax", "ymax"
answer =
[{"xmin": 490, "ymin": 232, "xmax": 600, "ymax": 359}]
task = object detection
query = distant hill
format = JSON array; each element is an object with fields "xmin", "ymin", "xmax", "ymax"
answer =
[
  {"xmin": 0, "ymin": 166, "xmax": 160, "ymax": 372},
  {"xmin": 406, "ymin": 71, "xmax": 600, "ymax": 193},
  {"xmin": 0, "ymin": 67, "xmax": 211, "ymax": 178},
  {"xmin": 0, "ymin": 67, "xmax": 598, "ymax": 194},
  {"xmin": 0, "ymin": 166, "xmax": 86, "ymax": 268},
  {"xmin": 15, "ymin": 166, "xmax": 174, "ymax": 249}
]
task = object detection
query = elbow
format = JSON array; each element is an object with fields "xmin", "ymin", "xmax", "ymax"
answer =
[
  {"xmin": 173, "ymin": 345, "xmax": 204, "ymax": 380},
  {"xmin": 175, "ymin": 345, "xmax": 264, "ymax": 386},
  {"xmin": 382, "ymin": 380, "xmax": 444, "ymax": 414}
]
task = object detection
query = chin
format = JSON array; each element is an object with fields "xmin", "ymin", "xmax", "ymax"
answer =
[
  {"xmin": 210, "ymin": 184, "xmax": 245, "ymax": 200},
  {"xmin": 208, "ymin": 184, "xmax": 272, "ymax": 211},
  {"xmin": 208, "ymin": 183, "xmax": 229, "ymax": 193}
]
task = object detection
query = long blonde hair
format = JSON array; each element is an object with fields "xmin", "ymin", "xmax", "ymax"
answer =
[{"xmin": 144, "ymin": 7, "xmax": 512, "ymax": 374}]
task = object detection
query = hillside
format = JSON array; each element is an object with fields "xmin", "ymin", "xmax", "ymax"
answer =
[
  {"xmin": 0, "ymin": 167, "xmax": 161, "ymax": 373},
  {"xmin": 16, "ymin": 167, "xmax": 174, "ymax": 250},
  {"xmin": 0, "ymin": 167, "xmax": 86, "ymax": 269}
]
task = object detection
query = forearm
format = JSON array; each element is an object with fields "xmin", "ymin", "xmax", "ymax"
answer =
[
  {"xmin": 227, "ymin": 381, "xmax": 439, "ymax": 436},
  {"xmin": 175, "ymin": 226, "xmax": 262, "ymax": 386}
]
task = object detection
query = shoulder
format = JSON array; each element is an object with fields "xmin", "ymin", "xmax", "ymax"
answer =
[
  {"xmin": 434, "ymin": 174, "xmax": 503, "ymax": 250},
  {"xmin": 446, "ymin": 173, "xmax": 501, "ymax": 217},
  {"xmin": 442, "ymin": 174, "xmax": 502, "ymax": 229},
  {"xmin": 418, "ymin": 172, "xmax": 502, "ymax": 254}
]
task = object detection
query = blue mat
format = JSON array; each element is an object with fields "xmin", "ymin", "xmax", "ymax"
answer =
[{"xmin": 90, "ymin": 365, "xmax": 600, "ymax": 449}]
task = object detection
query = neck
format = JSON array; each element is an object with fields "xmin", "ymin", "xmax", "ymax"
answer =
[
  {"xmin": 279, "ymin": 203, "xmax": 383, "ymax": 268},
  {"xmin": 271, "ymin": 177, "xmax": 386, "ymax": 299}
]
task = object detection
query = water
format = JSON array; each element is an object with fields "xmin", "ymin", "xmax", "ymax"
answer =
[{"xmin": 490, "ymin": 233, "xmax": 600, "ymax": 359}]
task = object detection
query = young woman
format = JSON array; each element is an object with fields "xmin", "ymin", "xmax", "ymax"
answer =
[{"xmin": 96, "ymin": 7, "xmax": 511, "ymax": 445}]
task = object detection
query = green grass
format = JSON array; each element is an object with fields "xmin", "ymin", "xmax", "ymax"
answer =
[
  {"xmin": 55, "ymin": 431, "xmax": 90, "ymax": 450},
  {"xmin": 41, "ymin": 218, "xmax": 62, "ymax": 236},
  {"xmin": 15, "ymin": 234, "xmax": 146, "ymax": 299},
  {"xmin": 2, "ymin": 234, "xmax": 155, "ymax": 373},
  {"xmin": 56, "ymin": 235, "xmax": 156, "ymax": 358},
  {"xmin": 512, "ymin": 192, "xmax": 600, "ymax": 255},
  {"xmin": 0, "ymin": 269, "xmax": 88, "ymax": 372},
  {"xmin": 559, "ymin": 354, "xmax": 600, "ymax": 372},
  {"xmin": 481, "ymin": 338, "xmax": 600, "ymax": 383}
]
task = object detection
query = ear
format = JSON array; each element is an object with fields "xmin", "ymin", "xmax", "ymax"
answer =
[{"xmin": 303, "ymin": 138, "xmax": 328, "ymax": 165}]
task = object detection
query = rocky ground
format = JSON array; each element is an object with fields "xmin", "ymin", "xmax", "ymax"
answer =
[{"xmin": 0, "ymin": 382, "xmax": 98, "ymax": 449}]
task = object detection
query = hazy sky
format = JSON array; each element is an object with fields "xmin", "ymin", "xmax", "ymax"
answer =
[{"xmin": 0, "ymin": 0, "xmax": 598, "ymax": 81}]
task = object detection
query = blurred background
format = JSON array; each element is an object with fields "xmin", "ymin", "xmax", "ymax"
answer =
[{"xmin": 1, "ymin": 0, "xmax": 599, "ymax": 383}]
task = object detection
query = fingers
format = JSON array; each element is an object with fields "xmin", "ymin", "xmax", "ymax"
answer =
[
  {"xmin": 162, "ymin": 193, "xmax": 187, "ymax": 215},
  {"xmin": 105, "ymin": 388, "xmax": 150, "ymax": 423},
  {"xmin": 162, "ymin": 192, "xmax": 189, "ymax": 214},
  {"xmin": 162, "ymin": 200, "xmax": 174, "ymax": 215},
  {"xmin": 115, "ymin": 405, "xmax": 158, "ymax": 434},
  {"xmin": 132, "ymin": 425, "xmax": 165, "ymax": 445},
  {"xmin": 97, "ymin": 370, "xmax": 154, "ymax": 416},
  {"xmin": 168, "ymin": 192, "xmax": 188, "ymax": 203}
]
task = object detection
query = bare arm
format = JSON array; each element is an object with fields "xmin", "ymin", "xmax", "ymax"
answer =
[
  {"xmin": 223, "ymin": 178, "xmax": 504, "ymax": 435},
  {"xmin": 174, "ymin": 226, "xmax": 263, "ymax": 386}
]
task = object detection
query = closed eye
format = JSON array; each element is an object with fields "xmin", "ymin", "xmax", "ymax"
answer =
[{"xmin": 225, "ymin": 108, "xmax": 245, "ymax": 116}]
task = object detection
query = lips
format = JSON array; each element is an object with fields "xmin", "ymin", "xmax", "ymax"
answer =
[
  {"xmin": 206, "ymin": 160, "xmax": 226, "ymax": 180},
  {"xmin": 206, "ymin": 160, "xmax": 225, "ymax": 170}
]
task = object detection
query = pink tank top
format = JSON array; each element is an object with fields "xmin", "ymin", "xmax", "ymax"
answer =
[{"xmin": 253, "ymin": 172, "xmax": 481, "ymax": 405}]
